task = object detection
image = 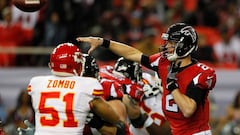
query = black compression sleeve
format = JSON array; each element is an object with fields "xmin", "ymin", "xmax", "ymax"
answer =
[
  {"xmin": 140, "ymin": 55, "xmax": 152, "ymax": 69},
  {"xmin": 186, "ymin": 81, "xmax": 207, "ymax": 105},
  {"xmin": 140, "ymin": 54, "xmax": 159, "ymax": 73},
  {"xmin": 130, "ymin": 113, "xmax": 148, "ymax": 128},
  {"xmin": 88, "ymin": 113, "xmax": 105, "ymax": 129}
]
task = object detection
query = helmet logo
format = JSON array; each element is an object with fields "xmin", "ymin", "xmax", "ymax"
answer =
[
  {"xmin": 73, "ymin": 52, "xmax": 83, "ymax": 63},
  {"xmin": 117, "ymin": 65, "xmax": 127, "ymax": 71},
  {"xmin": 161, "ymin": 33, "xmax": 169, "ymax": 40},
  {"xmin": 181, "ymin": 26, "xmax": 197, "ymax": 44},
  {"xmin": 60, "ymin": 64, "xmax": 67, "ymax": 69}
]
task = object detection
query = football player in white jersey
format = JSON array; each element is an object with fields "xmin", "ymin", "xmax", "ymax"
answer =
[{"xmin": 25, "ymin": 43, "xmax": 125, "ymax": 135}]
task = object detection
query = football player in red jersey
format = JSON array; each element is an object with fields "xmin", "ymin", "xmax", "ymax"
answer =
[
  {"xmin": 77, "ymin": 22, "xmax": 217, "ymax": 135},
  {"xmin": 81, "ymin": 54, "xmax": 132, "ymax": 135},
  {"xmin": 99, "ymin": 57, "xmax": 144, "ymax": 102},
  {"xmin": 111, "ymin": 57, "xmax": 171, "ymax": 135},
  {"xmin": 83, "ymin": 55, "xmax": 170, "ymax": 135}
]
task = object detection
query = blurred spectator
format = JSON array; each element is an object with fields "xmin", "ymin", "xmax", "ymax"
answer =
[
  {"xmin": 192, "ymin": 33, "xmax": 217, "ymax": 66},
  {"xmin": 11, "ymin": 5, "xmax": 39, "ymax": 30},
  {"xmin": 0, "ymin": 7, "xmax": 32, "ymax": 67},
  {"xmin": 196, "ymin": 0, "xmax": 219, "ymax": 27},
  {"xmin": 195, "ymin": 26, "xmax": 221, "ymax": 46},
  {"xmin": 3, "ymin": 90, "xmax": 34, "ymax": 135},
  {"xmin": 140, "ymin": 0, "xmax": 166, "ymax": 22},
  {"xmin": 126, "ymin": 9, "xmax": 144, "ymax": 44},
  {"xmin": 43, "ymin": 11, "xmax": 67, "ymax": 46},
  {"xmin": 213, "ymin": 90, "xmax": 240, "ymax": 135},
  {"xmin": 133, "ymin": 27, "xmax": 159, "ymax": 56},
  {"xmin": 0, "ymin": 0, "xmax": 8, "ymax": 20},
  {"xmin": 35, "ymin": 11, "xmax": 67, "ymax": 66},
  {"xmin": 213, "ymin": 26, "xmax": 240, "ymax": 69},
  {"xmin": 0, "ymin": 95, "xmax": 6, "ymax": 124},
  {"xmin": 221, "ymin": 120, "xmax": 240, "ymax": 135},
  {"xmin": 165, "ymin": 0, "xmax": 185, "ymax": 24},
  {"xmin": 11, "ymin": 5, "xmax": 40, "ymax": 66},
  {"xmin": 0, "ymin": 0, "xmax": 239, "ymax": 69}
]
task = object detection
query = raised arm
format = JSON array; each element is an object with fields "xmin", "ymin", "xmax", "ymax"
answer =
[{"xmin": 76, "ymin": 37, "xmax": 143, "ymax": 63}]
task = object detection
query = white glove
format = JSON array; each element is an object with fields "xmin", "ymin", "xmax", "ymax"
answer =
[
  {"xmin": 143, "ymin": 84, "xmax": 160, "ymax": 98},
  {"xmin": 17, "ymin": 120, "xmax": 35, "ymax": 135},
  {"xmin": 85, "ymin": 112, "xmax": 94, "ymax": 124}
]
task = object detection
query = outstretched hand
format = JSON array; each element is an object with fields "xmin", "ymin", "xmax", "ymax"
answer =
[{"xmin": 76, "ymin": 36, "xmax": 103, "ymax": 54}]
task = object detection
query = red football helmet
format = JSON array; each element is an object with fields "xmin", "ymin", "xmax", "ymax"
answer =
[{"xmin": 49, "ymin": 43, "xmax": 83, "ymax": 76}]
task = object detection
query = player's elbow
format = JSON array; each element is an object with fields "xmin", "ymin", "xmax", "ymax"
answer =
[
  {"xmin": 182, "ymin": 110, "xmax": 194, "ymax": 118},
  {"xmin": 182, "ymin": 106, "xmax": 196, "ymax": 118}
]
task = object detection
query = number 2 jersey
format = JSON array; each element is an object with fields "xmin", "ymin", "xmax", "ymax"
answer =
[
  {"xmin": 141, "ymin": 53, "xmax": 217, "ymax": 135},
  {"xmin": 27, "ymin": 75, "xmax": 103, "ymax": 135}
]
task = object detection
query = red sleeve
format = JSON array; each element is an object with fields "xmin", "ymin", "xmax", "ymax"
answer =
[
  {"xmin": 101, "ymin": 79, "xmax": 124, "ymax": 101},
  {"xmin": 194, "ymin": 69, "xmax": 216, "ymax": 90}
]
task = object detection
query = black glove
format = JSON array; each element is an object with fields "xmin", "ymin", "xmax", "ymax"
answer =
[
  {"xmin": 115, "ymin": 121, "xmax": 126, "ymax": 135},
  {"xmin": 166, "ymin": 62, "xmax": 181, "ymax": 92},
  {"xmin": 86, "ymin": 111, "xmax": 105, "ymax": 129}
]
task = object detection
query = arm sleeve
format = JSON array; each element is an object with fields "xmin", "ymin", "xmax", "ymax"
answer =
[
  {"xmin": 141, "ymin": 55, "xmax": 151, "ymax": 68},
  {"xmin": 186, "ymin": 81, "xmax": 207, "ymax": 106},
  {"xmin": 140, "ymin": 54, "xmax": 158, "ymax": 72}
]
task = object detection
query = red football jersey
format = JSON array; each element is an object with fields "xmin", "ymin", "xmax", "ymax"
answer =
[
  {"xmin": 100, "ymin": 78, "xmax": 124, "ymax": 101},
  {"xmin": 144, "ymin": 54, "xmax": 216, "ymax": 135},
  {"xmin": 99, "ymin": 66, "xmax": 144, "ymax": 101}
]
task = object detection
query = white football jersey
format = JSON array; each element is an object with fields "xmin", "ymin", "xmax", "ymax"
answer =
[
  {"xmin": 27, "ymin": 75, "xmax": 103, "ymax": 135},
  {"xmin": 130, "ymin": 73, "xmax": 165, "ymax": 135}
]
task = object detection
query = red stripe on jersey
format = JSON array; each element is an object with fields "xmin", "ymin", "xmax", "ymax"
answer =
[
  {"xmin": 92, "ymin": 89, "xmax": 104, "ymax": 96},
  {"xmin": 142, "ymin": 78, "xmax": 150, "ymax": 85},
  {"xmin": 140, "ymin": 101, "xmax": 151, "ymax": 113},
  {"xmin": 27, "ymin": 85, "xmax": 32, "ymax": 92}
]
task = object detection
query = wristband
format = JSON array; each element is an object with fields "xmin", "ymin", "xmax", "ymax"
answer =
[
  {"xmin": 88, "ymin": 114, "xmax": 105, "ymax": 129},
  {"xmin": 166, "ymin": 79, "xmax": 178, "ymax": 93},
  {"xmin": 116, "ymin": 121, "xmax": 126, "ymax": 135},
  {"xmin": 102, "ymin": 39, "xmax": 110, "ymax": 48},
  {"xmin": 143, "ymin": 116, "xmax": 154, "ymax": 128},
  {"xmin": 130, "ymin": 113, "xmax": 148, "ymax": 128}
]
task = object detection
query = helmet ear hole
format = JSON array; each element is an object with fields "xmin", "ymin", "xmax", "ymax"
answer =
[{"xmin": 176, "ymin": 42, "xmax": 184, "ymax": 56}]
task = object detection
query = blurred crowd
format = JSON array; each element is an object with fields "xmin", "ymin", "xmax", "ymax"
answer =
[
  {"xmin": 0, "ymin": 0, "xmax": 240, "ymax": 68},
  {"xmin": 0, "ymin": 90, "xmax": 34, "ymax": 135}
]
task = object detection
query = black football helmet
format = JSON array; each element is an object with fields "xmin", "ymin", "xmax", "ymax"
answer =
[
  {"xmin": 161, "ymin": 23, "xmax": 198, "ymax": 61},
  {"xmin": 81, "ymin": 54, "xmax": 99, "ymax": 78},
  {"xmin": 113, "ymin": 57, "xmax": 142, "ymax": 82}
]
